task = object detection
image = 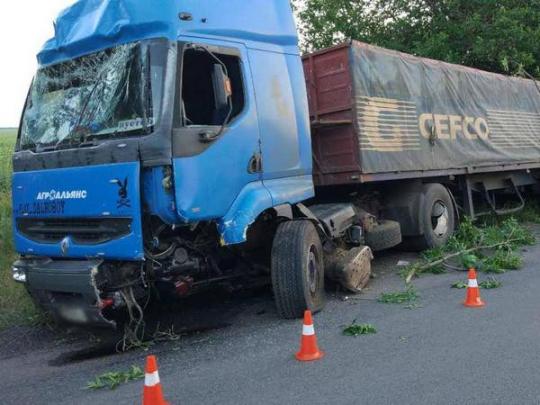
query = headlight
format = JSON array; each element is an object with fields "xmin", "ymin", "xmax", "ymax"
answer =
[{"xmin": 12, "ymin": 266, "xmax": 26, "ymax": 283}]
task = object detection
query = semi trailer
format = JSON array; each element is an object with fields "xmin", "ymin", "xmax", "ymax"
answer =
[{"xmin": 10, "ymin": 0, "xmax": 540, "ymax": 327}]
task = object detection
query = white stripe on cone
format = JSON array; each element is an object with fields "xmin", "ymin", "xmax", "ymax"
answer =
[
  {"xmin": 145, "ymin": 371, "xmax": 160, "ymax": 387},
  {"xmin": 303, "ymin": 324, "xmax": 315, "ymax": 336},
  {"xmin": 468, "ymin": 279, "xmax": 478, "ymax": 288}
]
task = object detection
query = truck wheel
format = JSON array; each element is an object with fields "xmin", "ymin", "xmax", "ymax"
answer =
[
  {"xmin": 271, "ymin": 220, "xmax": 325, "ymax": 319},
  {"xmin": 405, "ymin": 183, "xmax": 455, "ymax": 251},
  {"xmin": 364, "ymin": 220, "xmax": 402, "ymax": 251}
]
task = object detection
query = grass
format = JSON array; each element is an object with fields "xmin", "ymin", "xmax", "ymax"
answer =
[
  {"xmin": 0, "ymin": 128, "xmax": 40, "ymax": 330},
  {"xmin": 505, "ymin": 199, "xmax": 540, "ymax": 224},
  {"xmin": 343, "ymin": 321, "xmax": 377, "ymax": 336},
  {"xmin": 86, "ymin": 366, "xmax": 144, "ymax": 390}
]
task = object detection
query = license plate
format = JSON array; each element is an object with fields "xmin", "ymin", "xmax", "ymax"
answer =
[{"xmin": 59, "ymin": 305, "xmax": 89, "ymax": 324}]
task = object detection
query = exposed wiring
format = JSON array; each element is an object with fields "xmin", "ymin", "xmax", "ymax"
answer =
[{"xmin": 116, "ymin": 286, "xmax": 146, "ymax": 352}]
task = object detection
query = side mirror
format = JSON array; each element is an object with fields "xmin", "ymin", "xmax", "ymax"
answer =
[{"xmin": 211, "ymin": 64, "xmax": 232, "ymax": 111}]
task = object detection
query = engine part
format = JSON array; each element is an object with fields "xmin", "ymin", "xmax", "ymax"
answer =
[
  {"xmin": 326, "ymin": 246, "xmax": 373, "ymax": 293},
  {"xmin": 346, "ymin": 225, "xmax": 364, "ymax": 246},
  {"xmin": 308, "ymin": 203, "xmax": 358, "ymax": 239}
]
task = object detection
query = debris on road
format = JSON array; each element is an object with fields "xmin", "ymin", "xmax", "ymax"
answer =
[
  {"xmin": 403, "ymin": 303, "xmax": 423, "ymax": 310},
  {"xmin": 343, "ymin": 321, "xmax": 377, "ymax": 336},
  {"xmin": 86, "ymin": 365, "xmax": 144, "ymax": 390},
  {"xmin": 483, "ymin": 251, "xmax": 522, "ymax": 273},
  {"xmin": 378, "ymin": 286, "xmax": 418, "ymax": 305},
  {"xmin": 326, "ymin": 246, "xmax": 373, "ymax": 293},
  {"xmin": 479, "ymin": 278, "xmax": 502, "ymax": 289},
  {"xmin": 403, "ymin": 218, "xmax": 535, "ymax": 283},
  {"xmin": 451, "ymin": 281, "xmax": 468, "ymax": 289}
]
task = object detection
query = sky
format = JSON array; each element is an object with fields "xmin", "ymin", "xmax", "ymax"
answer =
[{"xmin": 0, "ymin": 1, "xmax": 76, "ymax": 127}]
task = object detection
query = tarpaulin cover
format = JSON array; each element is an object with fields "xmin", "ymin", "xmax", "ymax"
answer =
[
  {"xmin": 38, "ymin": 0, "xmax": 299, "ymax": 67},
  {"xmin": 350, "ymin": 41, "xmax": 540, "ymax": 174},
  {"xmin": 38, "ymin": 0, "xmax": 177, "ymax": 66}
]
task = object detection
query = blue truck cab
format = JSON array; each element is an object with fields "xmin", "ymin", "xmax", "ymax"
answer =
[{"xmin": 11, "ymin": 0, "xmax": 371, "ymax": 327}]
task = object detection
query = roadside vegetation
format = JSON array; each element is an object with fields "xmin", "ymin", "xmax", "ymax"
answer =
[
  {"xmin": 0, "ymin": 128, "xmax": 40, "ymax": 330},
  {"xmin": 294, "ymin": 1, "xmax": 540, "ymax": 80}
]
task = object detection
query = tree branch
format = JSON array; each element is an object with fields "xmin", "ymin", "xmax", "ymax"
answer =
[{"xmin": 404, "ymin": 238, "xmax": 521, "ymax": 284}]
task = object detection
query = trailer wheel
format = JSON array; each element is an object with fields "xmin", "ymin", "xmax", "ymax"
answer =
[
  {"xmin": 406, "ymin": 183, "xmax": 455, "ymax": 251},
  {"xmin": 271, "ymin": 220, "xmax": 325, "ymax": 319}
]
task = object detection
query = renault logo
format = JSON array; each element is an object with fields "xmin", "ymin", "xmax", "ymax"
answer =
[{"xmin": 60, "ymin": 237, "xmax": 70, "ymax": 256}]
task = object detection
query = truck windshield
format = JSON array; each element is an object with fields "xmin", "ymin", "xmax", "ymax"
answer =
[{"xmin": 20, "ymin": 42, "xmax": 158, "ymax": 151}]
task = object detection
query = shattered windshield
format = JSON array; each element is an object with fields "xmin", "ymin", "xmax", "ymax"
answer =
[{"xmin": 20, "ymin": 42, "xmax": 158, "ymax": 150}]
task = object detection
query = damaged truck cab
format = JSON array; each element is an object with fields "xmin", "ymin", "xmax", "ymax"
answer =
[{"xmin": 12, "ymin": 0, "xmax": 369, "ymax": 326}]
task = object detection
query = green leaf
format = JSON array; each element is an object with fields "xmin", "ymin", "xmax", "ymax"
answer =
[
  {"xmin": 343, "ymin": 321, "xmax": 377, "ymax": 336},
  {"xmin": 295, "ymin": 0, "xmax": 540, "ymax": 79},
  {"xmin": 461, "ymin": 254, "xmax": 479, "ymax": 269},
  {"xmin": 451, "ymin": 281, "xmax": 468, "ymax": 289},
  {"xmin": 479, "ymin": 277, "xmax": 502, "ymax": 289},
  {"xmin": 378, "ymin": 286, "xmax": 418, "ymax": 304},
  {"xmin": 85, "ymin": 365, "xmax": 145, "ymax": 391}
]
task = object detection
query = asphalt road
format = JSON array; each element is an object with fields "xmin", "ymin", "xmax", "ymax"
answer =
[{"xmin": 2, "ymin": 231, "xmax": 540, "ymax": 405}]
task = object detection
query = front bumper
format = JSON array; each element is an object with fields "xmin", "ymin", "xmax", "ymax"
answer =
[{"xmin": 14, "ymin": 258, "xmax": 115, "ymax": 327}]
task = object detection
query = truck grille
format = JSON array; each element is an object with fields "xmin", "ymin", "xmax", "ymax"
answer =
[{"xmin": 16, "ymin": 218, "xmax": 132, "ymax": 245}]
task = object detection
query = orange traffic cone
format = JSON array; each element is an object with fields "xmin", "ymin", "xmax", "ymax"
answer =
[
  {"xmin": 143, "ymin": 355, "xmax": 169, "ymax": 405},
  {"xmin": 463, "ymin": 268, "xmax": 485, "ymax": 308},
  {"xmin": 295, "ymin": 310, "xmax": 324, "ymax": 362}
]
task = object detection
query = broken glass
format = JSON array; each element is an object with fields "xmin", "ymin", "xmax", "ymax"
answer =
[{"xmin": 20, "ymin": 42, "xmax": 157, "ymax": 150}]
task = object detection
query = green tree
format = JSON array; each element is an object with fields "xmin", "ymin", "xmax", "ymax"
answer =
[{"xmin": 294, "ymin": 0, "xmax": 540, "ymax": 77}]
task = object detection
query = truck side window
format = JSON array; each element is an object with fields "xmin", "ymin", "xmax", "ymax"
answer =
[{"xmin": 182, "ymin": 48, "xmax": 245, "ymax": 126}]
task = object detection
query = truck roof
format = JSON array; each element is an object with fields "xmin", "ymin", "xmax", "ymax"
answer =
[{"xmin": 38, "ymin": 0, "xmax": 299, "ymax": 67}]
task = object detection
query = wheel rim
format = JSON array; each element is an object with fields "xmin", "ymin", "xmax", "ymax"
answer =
[
  {"xmin": 431, "ymin": 201, "xmax": 449, "ymax": 238},
  {"xmin": 307, "ymin": 245, "xmax": 319, "ymax": 295}
]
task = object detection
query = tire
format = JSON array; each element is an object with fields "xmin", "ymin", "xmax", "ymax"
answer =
[
  {"xmin": 404, "ymin": 183, "xmax": 456, "ymax": 251},
  {"xmin": 364, "ymin": 220, "xmax": 402, "ymax": 251},
  {"xmin": 271, "ymin": 220, "xmax": 326, "ymax": 319}
]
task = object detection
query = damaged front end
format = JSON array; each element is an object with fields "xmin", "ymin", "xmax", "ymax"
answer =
[
  {"xmin": 14, "ymin": 258, "xmax": 147, "ymax": 328},
  {"xmin": 13, "ymin": 220, "xmax": 264, "ymax": 328}
]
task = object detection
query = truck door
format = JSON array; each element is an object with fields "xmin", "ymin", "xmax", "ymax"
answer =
[
  {"xmin": 171, "ymin": 41, "xmax": 263, "ymax": 222},
  {"xmin": 247, "ymin": 49, "xmax": 313, "ymax": 181}
]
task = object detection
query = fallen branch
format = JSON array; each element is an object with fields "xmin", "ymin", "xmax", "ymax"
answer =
[{"xmin": 404, "ymin": 238, "xmax": 521, "ymax": 284}]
